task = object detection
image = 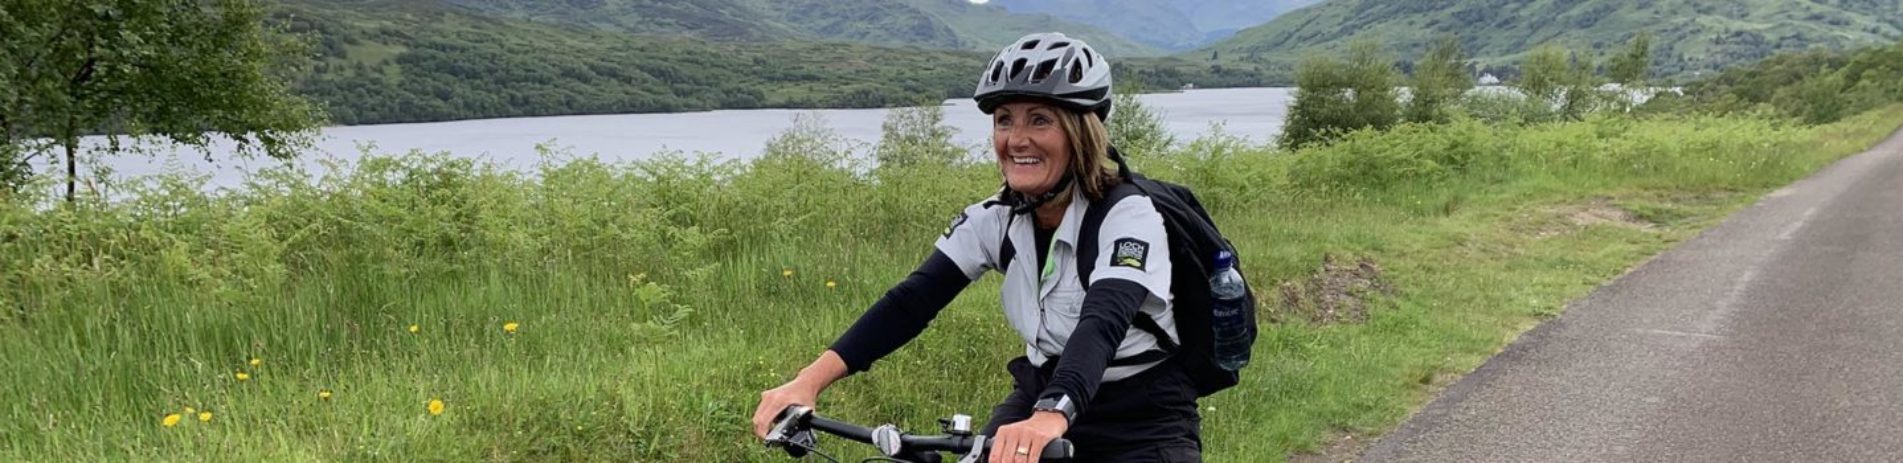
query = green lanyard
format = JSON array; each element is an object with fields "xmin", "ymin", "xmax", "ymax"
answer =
[{"xmin": 1040, "ymin": 233, "xmax": 1059, "ymax": 283}]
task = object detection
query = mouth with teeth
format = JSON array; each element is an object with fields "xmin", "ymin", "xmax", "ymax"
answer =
[{"xmin": 1003, "ymin": 152, "xmax": 1058, "ymax": 193}]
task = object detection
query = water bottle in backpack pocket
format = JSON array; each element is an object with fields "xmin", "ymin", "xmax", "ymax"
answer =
[{"xmin": 1208, "ymin": 250, "xmax": 1252, "ymax": 371}]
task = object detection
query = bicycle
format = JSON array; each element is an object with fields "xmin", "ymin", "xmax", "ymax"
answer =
[{"xmin": 764, "ymin": 404, "xmax": 1076, "ymax": 463}]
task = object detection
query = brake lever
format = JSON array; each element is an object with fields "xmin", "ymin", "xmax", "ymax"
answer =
[
  {"xmin": 781, "ymin": 430, "xmax": 817, "ymax": 457},
  {"xmin": 954, "ymin": 435, "xmax": 988, "ymax": 463},
  {"xmin": 764, "ymin": 405, "xmax": 817, "ymax": 457}
]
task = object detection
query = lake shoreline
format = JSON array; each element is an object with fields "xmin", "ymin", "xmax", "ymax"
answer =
[{"xmin": 38, "ymin": 87, "xmax": 1297, "ymax": 191}]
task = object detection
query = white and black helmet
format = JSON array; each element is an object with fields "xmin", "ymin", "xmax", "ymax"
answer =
[{"xmin": 974, "ymin": 32, "xmax": 1114, "ymax": 122}]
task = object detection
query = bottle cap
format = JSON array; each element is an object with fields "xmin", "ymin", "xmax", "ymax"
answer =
[{"xmin": 1214, "ymin": 250, "xmax": 1236, "ymax": 269}]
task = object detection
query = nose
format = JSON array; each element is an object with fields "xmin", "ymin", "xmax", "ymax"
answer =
[{"xmin": 1008, "ymin": 131, "xmax": 1032, "ymax": 153}]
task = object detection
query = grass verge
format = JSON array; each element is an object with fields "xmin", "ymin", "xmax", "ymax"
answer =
[{"xmin": 0, "ymin": 106, "xmax": 1898, "ymax": 461}]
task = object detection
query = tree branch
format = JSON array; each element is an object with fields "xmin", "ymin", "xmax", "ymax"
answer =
[{"xmin": 20, "ymin": 8, "xmax": 84, "ymax": 76}]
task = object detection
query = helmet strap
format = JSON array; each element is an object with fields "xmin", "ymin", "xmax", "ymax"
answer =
[{"xmin": 1007, "ymin": 173, "xmax": 1075, "ymax": 215}]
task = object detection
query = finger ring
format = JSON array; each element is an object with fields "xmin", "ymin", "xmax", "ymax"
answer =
[{"xmin": 1015, "ymin": 446, "xmax": 1031, "ymax": 455}]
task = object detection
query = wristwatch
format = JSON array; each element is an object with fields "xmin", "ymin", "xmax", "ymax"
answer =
[{"xmin": 1032, "ymin": 394, "xmax": 1077, "ymax": 424}]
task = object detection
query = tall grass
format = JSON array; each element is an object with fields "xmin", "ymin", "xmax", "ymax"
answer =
[{"xmin": 2, "ymin": 105, "xmax": 1899, "ymax": 461}]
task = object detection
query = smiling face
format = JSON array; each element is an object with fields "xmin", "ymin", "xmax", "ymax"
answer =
[{"xmin": 992, "ymin": 101, "xmax": 1074, "ymax": 197}]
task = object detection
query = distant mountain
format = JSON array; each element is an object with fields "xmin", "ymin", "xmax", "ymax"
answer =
[
  {"xmin": 1201, "ymin": 0, "xmax": 1903, "ymax": 79},
  {"xmin": 989, "ymin": 0, "xmax": 1320, "ymax": 50},
  {"xmin": 433, "ymin": 0, "xmax": 1161, "ymax": 56},
  {"xmin": 1176, "ymin": 0, "xmax": 1325, "ymax": 43}
]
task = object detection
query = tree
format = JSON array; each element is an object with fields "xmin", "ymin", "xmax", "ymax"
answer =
[
  {"xmin": 873, "ymin": 102, "xmax": 963, "ymax": 169},
  {"xmin": 1405, "ymin": 35, "xmax": 1473, "ymax": 124},
  {"xmin": 0, "ymin": 0, "xmax": 323, "ymax": 200},
  {"xmin": 1514, "ymin": 45, "xmax": 1570, "ymax": 106},
  {"xmin": 1557, "ymin": 52, "xmax": 1601, "ymax": 120},
  {"xmin": 1107, "ymin": 81, "xmax": 1175, "ymax": 157},
  {"xmin": 1279, "ymin": 41, "xmax": 1399, "ymax": 150},
  {"xmin": 1607, "ymin": 31, "xmax": 1654, "ymax": 85},
  {"xmin": 1345, "ymin": 41, "xmax": 1402, "ymax": 133},
  {"xmin": 1279, "ymin": 53, "xmax": 1350, "ymax": 150},
  {"xmin": 1278, "ymin": 40, "xmax": 1400, "ymax": 150}
]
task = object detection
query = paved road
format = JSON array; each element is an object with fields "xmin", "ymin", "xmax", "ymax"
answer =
[{"xmin": 1361, "ymin": 128, "xmax": 1903, "ymax": 462}]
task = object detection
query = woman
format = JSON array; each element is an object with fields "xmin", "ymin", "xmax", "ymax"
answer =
[{"xmin": 751, "ymin": 32, "xmax": 1201, "ymax": 462}]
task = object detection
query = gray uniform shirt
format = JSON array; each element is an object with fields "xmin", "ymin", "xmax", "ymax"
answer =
[{"xmin": 936, "ymin": 189, "xmax": 1178, "ymax": 382}]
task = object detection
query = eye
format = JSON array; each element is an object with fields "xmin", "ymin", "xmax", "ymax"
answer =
[
  {"xmin": 993, "ymin": 115, "xmax": 1013, "ymax": 127},
  {"xmin": 1030, "ymin": 114, "xmax": 1053, "ymax": 126}
]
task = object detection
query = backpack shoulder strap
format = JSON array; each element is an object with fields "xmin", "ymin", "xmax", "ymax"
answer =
[
  {"xmin": 1077, "ymin": 179, "xmax": 1145, "ymax": 285},
  {"xmin": 981, "ymin": 197, "xmax": 1016, "ymax": 272},
  {"xmin": 1076, "ymin": 177, "xmax": 1179, "ymax": 352},
  {"xmin": 998, "ymin": 214, "xmax": 1016, "ymax": 272}
]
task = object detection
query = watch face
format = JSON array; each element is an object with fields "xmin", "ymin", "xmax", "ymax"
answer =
[
  {"xmin": 1035, "ymin": 394, "xmax": 1076, "ymax": 420},
  {"xmin": 1038, "ymin": 395, "xmax": 1070, "ymax": 408}
]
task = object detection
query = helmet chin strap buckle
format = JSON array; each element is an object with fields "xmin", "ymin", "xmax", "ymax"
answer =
[{"xmin": 1008, "ymin": 173, "xmax": 1075, "ymax": 215}]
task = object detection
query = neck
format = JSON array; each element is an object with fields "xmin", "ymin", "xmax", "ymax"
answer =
[{"xmin": 1033, "ymin": 192, "xmax": 1069, "ymax": 230}]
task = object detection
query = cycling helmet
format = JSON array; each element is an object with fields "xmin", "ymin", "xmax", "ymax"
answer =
[{"xmin": 974, "ymin": 32, "xmax": 1114, "ymax": 122}]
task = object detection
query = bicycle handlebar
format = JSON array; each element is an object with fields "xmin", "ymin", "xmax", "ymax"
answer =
[{"xmin": 766, "ymin": 405, "xmax": 1075, "ymax": 462}]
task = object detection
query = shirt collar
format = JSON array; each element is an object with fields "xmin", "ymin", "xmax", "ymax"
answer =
[{"xmin": 1051, "ymin": 188, "xmax": 1090, "ymax": 247}]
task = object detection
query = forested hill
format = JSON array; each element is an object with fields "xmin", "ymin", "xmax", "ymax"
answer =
[
  {"xmin": 1200, "ymin": 0, "xmax": 1903, "ymax": 79},
  {"xmin": 282, "ymin": 1, "xmax": 995, "ymax": 125},
  {"xmin": 278, "ymin": 0, "xmax": 1207, "ymax": 125},
  {"xmin": 423, "ymin": 0, "xmax": 1158, "ymax": 57}
]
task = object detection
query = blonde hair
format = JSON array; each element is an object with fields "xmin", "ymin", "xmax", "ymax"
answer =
[{"xmin": 1054, "ymin": 110, "xmax": 1123, "ymax": 201}]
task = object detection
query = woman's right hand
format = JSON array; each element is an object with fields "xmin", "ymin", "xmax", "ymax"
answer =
[{"xmin": 752, "ymin": 378, "xmax": 823, "ymax": 439}]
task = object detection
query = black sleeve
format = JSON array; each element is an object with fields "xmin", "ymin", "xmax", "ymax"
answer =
[
  {"xmin": 1038, "ymin": 278, "xmax": 1151, "ymax": 419},
  {"xmin": 828, "ymin": 250, "xmax": 974, "ymax": 374}
]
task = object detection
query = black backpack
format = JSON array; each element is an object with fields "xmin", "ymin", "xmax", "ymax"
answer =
[{"xmin": 998, "ymin": 151, "xmax": 1258, "ymax": 397}]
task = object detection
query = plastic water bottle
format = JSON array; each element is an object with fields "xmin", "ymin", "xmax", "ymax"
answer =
[{"xmin": 1209, "ymin": 250, "xmax": 1252, "ymax": 371}]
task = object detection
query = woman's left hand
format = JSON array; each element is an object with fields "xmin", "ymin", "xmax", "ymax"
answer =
[{"xmin": 988, "ymin": 411, "xmax": 1069, "ymax": 462}]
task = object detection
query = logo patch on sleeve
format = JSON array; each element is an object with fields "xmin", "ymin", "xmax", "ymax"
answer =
[
  {"xmin": 943, "ymin": 212, "xmax": 969, "ymax": 238},
  {"xmin": 1111, "ymin": 238, "xmax": 1149, "ymax": 270}
]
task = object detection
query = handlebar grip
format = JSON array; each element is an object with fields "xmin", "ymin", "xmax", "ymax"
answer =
[
  {"xmin": 1041, "ymin": 439, "xmax": 1074, "ymax": 459},
  {"xmin": 976, "ymin": 438, "xmax": 1075, "ymax": 462}
]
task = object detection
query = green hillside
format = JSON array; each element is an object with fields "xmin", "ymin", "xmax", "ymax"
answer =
[
  {"xmin": 992, "ymin": 0, "xmax": 1204, "ymax": 50},
  {"xmin": 898, "ymin": 0, "xmax": 1156, "ymax": 57},
  {"xmin": 281, "ymin": 1, "xmax": 989, "ymax": 125},
  {"xmin": 1178, "ymin": 0, "xmax": 1324, "ymax": 40},
  {"xmin": 990, "ymin": 0, "xmax": 1322, "ymax": 50},
  {"xmin": 1201, "ymin": 0, "xmax": 1903, "ymax": 79},
  {"xmin": 431, "ymin": 0, "xmax": 1160, "ymax": 57}
]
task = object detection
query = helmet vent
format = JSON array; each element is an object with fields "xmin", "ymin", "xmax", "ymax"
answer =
[
  {"xmin": 1009, "ymin": 58, "xmax": 1028, "ymax": 81},
  {"xmin": 990, "ymin": 61, "xmax": 1005, "ymax": 83},
  {"xmin": 1031, "ymin": 59, "xmax": 1057, "ymax": 83},
  {"xmin": 1020, "ymin": 40, "xmax": 1041, "ymax": 50},
  {"xmin": 1082, "ymin": 48, "xmax": 1095, "ymax": 67},
  {"xmin": 1069, "ymin": 59, "xmax": 1085, "ymax": 83},
  {"xmin": 1049, "ymin": 41, "xmax": 1071, "ymax": 50}
]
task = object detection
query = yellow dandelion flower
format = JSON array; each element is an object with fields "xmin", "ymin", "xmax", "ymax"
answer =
[
  {"xmin": 184, "ymin": 406, "xmax": 195, "ymax": 414},
  {"xmin": 826, "ymin": 280, "xmax": 837, "ymax": 290},
  {"xmin": 319, "ymin": 389, "xmax": 333, "ymax": 401},
  {"xmin": 249, "ymin": 358, "xmax": 262, "ymax": 368},
  {"xmin": 408, "ymin": 324, "xmax": 420, "ymax": 334},
  {"xmin": 198, "ymin": 411, "xmax": 212, "ymax": 423},
  {"xmin": 427, "ymin": 399, "xmax": 445, "ymax": 416},
  {"xmin": 503, "ymin": 322, "xmax": 519, "ymax": 334},
  {"xmin": 162, "ymin": 414, "xmax": 182, "ymax": 427},
  {"xmin": 235, "ymin": 371, "xmax": 250, "ymax": 381},
  {"xmin": 781, "ymin": 268, "xmax": 794, "ymax": 278}
]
